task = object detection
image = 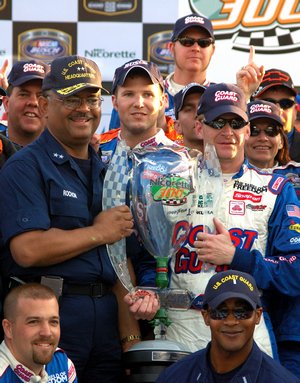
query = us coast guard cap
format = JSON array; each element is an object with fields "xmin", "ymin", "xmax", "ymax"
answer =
[
  {"xmin": 203, "ymin": 270, "xmax": 262, "ymax": 309},
  {"xmin": 174, "ymin": 82, "xmax": 206, "ymax": 119},
  {"xmin": 247, "ymin": 100, "xmax": 283, "ymax": 126},
  {"xmin": 253, "ymin": 68, "xmax": 297, "ymax": 98},
  {"xmin": 197, "ymin": 83, "xmax": 248, "ymax": 122},
  {"xmin": 111, "ymin": 59, "xmax": 164, "ymax": 94},
  {"xmin": 8, "ymin": 59, "xmax": 49, "ymax": 87},
  {"xmin": 42, "ymin": 55, "xmax": 108, "ymax": 97},
  {"xmin": 171, "ymin": 13, "xmax": 214, "ymax": 41}
]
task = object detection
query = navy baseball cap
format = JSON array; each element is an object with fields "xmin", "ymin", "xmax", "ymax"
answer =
[
  {"xmin": 42, "ymin": 55, "xmax": 108, "ymax": 97},
  {"xmin": 8, "ymin": 59, "xmax": 49, "ymax": 87},
  {"xmin": 247, "ymin": 100, "xmax": 283, "ymax": 126},
  {"xmin": 174, "ymin": 82, "xmax": 206, "ymax": 119},
  {"xmin": 111, "ymin": 59, "xmax": 164, "ymax": 94},
  {"xmin": 253, "ymin": 68, "xmax": 297, "ymax": 98},
  {"xmin": 203, "ymin": 270, "xmax": 262, "ymax": 309},
  {"xmin": 0, "ymin": 87, "xmax": 6, "ymax": 96},
  {"xmin": 171, "ymin": 13, "xmax": 214, "ymax": 41},
  {"xmin": 197, "ymin": 83, "xmax": 248, "ymax": 122}
]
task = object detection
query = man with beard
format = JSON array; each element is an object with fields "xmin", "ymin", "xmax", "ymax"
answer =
[{"xmin": 0, "ymin": 283, "xmax": 77, "ymax": 382}]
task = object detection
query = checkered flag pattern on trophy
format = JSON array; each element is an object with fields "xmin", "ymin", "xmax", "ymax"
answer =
[{"xmin": 102, "ymin": 139, "xmax": 134, "ymax": 291}]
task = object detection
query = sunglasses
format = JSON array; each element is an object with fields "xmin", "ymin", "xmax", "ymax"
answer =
[
  {"xmin": 175, "ymin": 37, "xmax": 215, "ymax": 48},
  {"xmin": 262, "ymin": 98, "xmax": 295, "ymax": 110},
  {"xmin": 209, "ymin": 307, "xmax": 254, "ymax": 320},
  {"xmin": 204, "ymin": 118, "xmax": 248, "ymax": 130},
  {"xmin": 250, "ymin": 124, "xmax": 281, "ymax": 137}
]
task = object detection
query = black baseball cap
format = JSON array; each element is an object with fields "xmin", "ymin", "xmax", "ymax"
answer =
[
  {"xmin": 111, "ymin": 59, "xmax": 164, "ymax": 94},
  {"xmin": 247, "ymin": 100, "xmax": 283, "ymax": 126},
  {"xmin": 171, "ymin": 13, "xmax": 214, "ymax": 41},
  {"xmin": 253, "ymin": 68, "xmax": 297, "ymax": 98},
  {"xmin": 174, "ymin": 82, "xmax": 206, "ymax": 119},
  {"xmin": 42, "ymin": 55, "xmax": 108, "ymax": 97},
  {"xmin": 7, "ymin": 59, "xmax": 49, "ymax": 87},
  {"xmin": 203, "ymin": 270, "xmax": 262, "ymax": 309},
  {"xmin": 197, "ymin": 83, "xmax": 248, "ymax": 122}
]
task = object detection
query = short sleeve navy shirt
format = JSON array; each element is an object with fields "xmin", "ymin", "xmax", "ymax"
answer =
[{"xmin": 0, "ymin": 129, "xmax": 116, "ymax": 284}]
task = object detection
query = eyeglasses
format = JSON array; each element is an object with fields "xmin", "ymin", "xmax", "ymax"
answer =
[
  {"xmin": 262, "ymin": 98, "xmax": 295, "ymax": 110},
  {"xmin": 204, "ymin": 118, "xmax": 248, "ymax": 130},
  {"xmin": 48, "ymin": 96, "xmax": 104, "ymax": 110},
  {"xmin": 175, "ymin": 37, "xmax": 215, "ymax": 48},
  {"xmin": 209, "ymin": 307, "xmax": 254, "ymax": 320},
  {"xmin": 250, "ymin": 124, "xmax": 281, "ymax": 137}
]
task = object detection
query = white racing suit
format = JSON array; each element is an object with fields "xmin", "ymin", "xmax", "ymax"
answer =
[{"xmin": 167, "ymin": 161, "xmax": 300, "ymax": 358}]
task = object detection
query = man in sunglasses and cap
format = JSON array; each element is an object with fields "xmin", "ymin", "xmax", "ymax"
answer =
[
  {"xmin": 192, "ymin": 82, "xmax": 300, "ymax": 378},
  {"xmin": 156, "ymin": 270, "xmax": 300, "ymax": 382},
  {"xmin": 252, "ymin": 68, "xmax": 299, "ymax": 162},
  {"xmin": 0, "ymin": 55, "xmax": 137, "ymax": 382},
  {"xmin": 128, "ymin": 83, "xmax": 300, "ymax": 378}
]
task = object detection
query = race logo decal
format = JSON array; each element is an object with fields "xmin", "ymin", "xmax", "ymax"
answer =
[
  {"xmin": 189, "ymin": 0, "xmax": 300, "ymax": 54},
  {"xmin": 18, "ymin": 28, "xmax": 72, "ymax": 62},
  {"xmin": 229, "ymin": 201, "xmax": 245, "ymax": 215},
  {"xmin": 83, "ymin": 0, "xmax": 137, "ymax": 16},
  {"xmin": 0, "ymin": 0, "xmax": 6, "ymax": 11},
  {"xmin": 150, "ymin": 174, "xmax": 194, "ymax": 206},
  {"xmin": 246, "ymin": 203, "xmax": 267, "ymax": 211},
  {"xmin": 147, "ymin": 30, "xmax": 174, "ymax": 77}
]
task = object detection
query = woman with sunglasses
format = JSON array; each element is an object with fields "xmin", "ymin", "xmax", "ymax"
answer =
[{"xmin": 245, "ymin": 100, "xmax": 300, "ymax": 200}]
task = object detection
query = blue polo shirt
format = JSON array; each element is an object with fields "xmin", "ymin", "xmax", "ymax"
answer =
[{"xmin": 0, "ymin": 128, "xmax": 116, "ymax": 285}]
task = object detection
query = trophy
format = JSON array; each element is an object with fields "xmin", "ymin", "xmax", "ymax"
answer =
[{"xmin": 129, "ymin": 145, "xmax": 199, "ymax": 339}]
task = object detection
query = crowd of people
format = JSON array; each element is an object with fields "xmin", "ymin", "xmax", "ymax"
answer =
[{"xmin": 0, "ymin": 11, "xmax": 299, "ymax": 383}]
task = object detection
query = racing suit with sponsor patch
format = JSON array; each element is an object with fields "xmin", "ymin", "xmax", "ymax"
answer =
[
  {"xmin": 167, "ymin": 161, "xmax": 300, "ymax": 360},
  {"xmin": 0, "ymin": 341, "xmax": 77, "ymax": 382}
]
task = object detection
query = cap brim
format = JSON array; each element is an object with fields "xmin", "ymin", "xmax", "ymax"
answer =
[
  {"xmin": 204, "ymin": 105, "xmax": 248, "ymax": 122},
  {"xmin": 55, "ymin": 83, "xmax": 109, "ymax": 97},
  {"xmin": 173, "ymin": 24, "xmax": 214, "ymax": 40},
  {"xmin": 124, "ymin": 66, "xmax": 163, "ymax": 88},
  {"xmin": 249, "ymin": 113, "xmax": 283, "ymax": 126},
  {"xmin": 255, "ymin": 83, "xmax": 297, "ymax": 98},
  {"xmin": 206, "ymin": 292, "xmax": 261, "ymax": 310},
  {"xmin": 0, "ymin": 87, "xmax": 6, "ymax": 96},
  {"xmin": 10, "ymin": 75, "xmax": 45, "ymax": 87}
]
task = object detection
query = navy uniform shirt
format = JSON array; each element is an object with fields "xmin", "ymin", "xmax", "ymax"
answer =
[{"xmin": 0, "ymin": 128, "xmax": 116, "ymax": 285}]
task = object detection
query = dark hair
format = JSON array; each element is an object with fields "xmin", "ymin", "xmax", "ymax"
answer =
[{"xmin": 275, "ymin": 128, "xmax": 291, "ymax": 165}]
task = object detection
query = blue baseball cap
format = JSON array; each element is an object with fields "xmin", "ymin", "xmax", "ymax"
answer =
[
  {"xmin": 174, "ymin": 82, "xmax": 206, "ymax": 119},
  {"xmin": 171, "ymin": 13, "xmax": 214, "ymax": 41},
  {"xmin": 42, "ymin": 55, "xmax": 108, "ymax": 97},
  {"xmin": 197, "ymin": 83, "xmax": 248, "ymax": 122},
  {"xmin": 203, "ymin": 270, "xmax": 262, "ymax": 309},
  {"xmin": 8, "ymin": 59, "xmax": 49, "ymax": 87},
  {"xmin": 112, "ymin": 59, "xmax": 164, "ymax": 94},
  {"xmin": 247, "ymin": 100, "xmax": 283, "ymax": 126}
]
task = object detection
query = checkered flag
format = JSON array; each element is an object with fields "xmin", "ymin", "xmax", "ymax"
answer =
[
  {"xmin": 102, "ymin": 140, "xmax": 133, "ymax": 291},
  {"xmin": 232, "ymin": 26, "xmax": 300, "ymax": 54}
]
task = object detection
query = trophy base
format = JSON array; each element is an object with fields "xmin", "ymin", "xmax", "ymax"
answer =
[{"xmin": 123, "ymin": 340, "xmax": 190, "ymax": 383}]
